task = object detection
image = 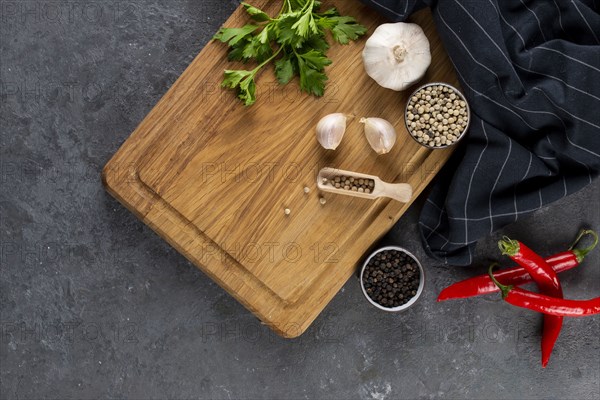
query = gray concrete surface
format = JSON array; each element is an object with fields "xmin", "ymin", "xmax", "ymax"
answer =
[{"xmin": 1, "ymin": 1, "xmax": 599, "ymax": 399}]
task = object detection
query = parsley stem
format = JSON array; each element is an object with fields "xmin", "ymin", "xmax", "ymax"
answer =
[
  {"xmin": 251, "ymin": 47, "xmax": 283, "ymax": 76},
  {"xmin": 301, "ymin": 0, "xmax": 315, "ymax": 13}
]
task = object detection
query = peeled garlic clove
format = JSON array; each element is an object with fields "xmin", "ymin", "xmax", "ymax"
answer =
[
  {"xmin": 362, "ymin": 22, "xmax": 431, "ymax": 91},
  {"xmin": 316, "ymin": 113, "xmax": 347, "ymax": 150},
  {"xmin": 360, "ymin": 117, "xmax": 397, "ymax": 155}
]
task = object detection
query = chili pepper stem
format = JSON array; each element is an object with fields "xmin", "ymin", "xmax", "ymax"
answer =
[
  {"xmin": 488, "ymin": 264, "xmax": 513, "ymax": 299},
  {"xmin": 569, "ymin": 229, "xmax": 599, "ymax": 262},
  {"xmin": 498, "ymin": 237, "xmax": 520, "ymax": 257}
]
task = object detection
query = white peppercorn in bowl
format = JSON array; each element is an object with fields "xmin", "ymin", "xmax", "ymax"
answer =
[
  {"xmin": 404, "ymin": 82, "xmax": 471, "ymax": 149},
  {"xmin": 359, "ymin": 246, "xmax": 425, "ymax": 312}
]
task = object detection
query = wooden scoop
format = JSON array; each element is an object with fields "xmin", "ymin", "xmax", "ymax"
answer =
[{"xmin": 317, "ymin": 168, "xmax": 413, "ymax": 203}]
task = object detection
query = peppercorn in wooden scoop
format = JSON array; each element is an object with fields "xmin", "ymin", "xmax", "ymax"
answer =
[{"xmin": 317, "ymin": 168, "xmax": 412, "ymax": 203}]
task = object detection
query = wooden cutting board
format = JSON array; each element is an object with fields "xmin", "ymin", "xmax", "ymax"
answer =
[{"xmin": 103, "ymin": 0, "xmax": 460, "ymax": 338}]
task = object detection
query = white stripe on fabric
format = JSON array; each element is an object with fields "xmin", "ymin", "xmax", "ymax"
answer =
[
  {"xmin": 489, "ymin": 0, "xmax": 527, "ymax": 48},
  {"xmin": 509, "ymin": 89, "xmax": 598, "ymax": 166},
  {"xmin": 419, "ymin": 222, "xmax": 477, "ymax": 246},
  {"xmin": 510, "ymin": 93, "xmax": 569, "ymax": 132},
  {"xmin": 573, "ymin": 158, "xmax": 594, "ymax": 184},
  {"xmin": 553, "ymin": 141, "xmax": 595, "ymax": 184},
  {"xmin": 537, "ymin": 46, "xmax": 600, "ymax": 73},
  {"xmin": 553, "ymin": 0, "xmax": 567, "ymax": 34},
  {"xmin": 571, "ymin": 0, "xmax": 600, "ymax": 44},
  {"xmin": 514, "ymin": 152, "xmax": 533, "ymax": 221},
  {"xmin": 543, "ymin": 136, "xmax": 558, "ymax": 161},
  {"xmin": 532, "ymin": 88, "xmax": 600, "ymax": 155},
  {"xmin": 519, "ymin": 0, "xmax": 547, "ymax": 41},
  {"xmin": 464, "ymin": 120, "xmax": 490, "ymax": 243},
  {"xmin": 438, "ymin": 11, "xmax": 525, "ymax": 91},
  {"xmin": 488, "ymin": 128, "xmax": 513, "ymax": 233},
  {"xmin": 566, "ymin": 135, "xmax": 600, "ymax": 159},
  {"xmin": 440, "ymin": 236, "xmax": 451, "ymax": 250},
  {"xmin": 425, "ymin": 199, "xmax": 446, "ymax": 240},
  {"xmin": 367, "ymin": 0, "xmax": 407, "ymax": 18},
  {"xmin": 452, "ymin": 0, "xmax": 520, "ymax": 76},
  {"xmin": 532, "ymin": 87, "xmax": 600, "ymax": 130},
  {"xmin": 513, "ymin": 63, "xmax": 600, "ymax": 103},
  {"xmin": 426, "ymin": 198, "xmax": 443, "ymax": 212},
  {"xmin": 445, "ymin": 206, "xmax": 545, "ymax": 222}
]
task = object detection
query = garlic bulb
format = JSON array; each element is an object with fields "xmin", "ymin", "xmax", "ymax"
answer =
[
  {"xmin": 316, "ymin": 113, "xmax": 347, "ymax": 150},
  {"xmin": 360, "ymin": 117, "xmax": 397, "ymax": 155},
  {"xmin": 362, "ymin": 23, "xmax": 431, "ymax": 91}
]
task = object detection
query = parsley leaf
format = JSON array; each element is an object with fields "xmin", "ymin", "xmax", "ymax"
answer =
[
  {"xmin": 242, "ymin": 2, "xmax": 270, "ymax": 22},
  {"xmin": 292, "ymin": 11, "xmax": 318, "ymax": 37},
  {"xmin": 298, "ymin": 57, "xmax": 328, "ymax": 97},
  {"xmin": 213, "ymin": 25, "xmax": 259, "ymax": 46},
  {"xmin": 275, "ymin": 54, "xmax": 295, "ymax": 84},
  {"xmin": 297, "ymin": 49, "xmax": 331, "ymax": 71},
  {"xmin": 227, "ymin": 39, "xmax": 250, "ymax": 61},
  {"xmin": 275, "ymin": 15, "xmax": 306, "ymax": 48},
  {"xmin": 256, "ymin": 25, "xmax": 271, "ymax": 44},
  {"xmin": 222, "ymin": 70, "xmax": 253, "ymax": 89},
  {"xmin": 242, "ymin": 36, "xmax": 273, "ymax": 63},
  {"xmin": 238, "ymin": 76, "xmax": 257, "ymax": 106},
  {"xmin": 318, "ymin": 7, "xmax": 340, "ymax": 18},
  {"xmin": 222, "ymin": 70, "xmax": 258, "ymax": 106},
  {"xmin": 329, "ymin": 16, "xmax": 368, "ymax": 45},
  {"xmin": 302, "ymin": 35, "xmax": 329, "ymax": 53}
]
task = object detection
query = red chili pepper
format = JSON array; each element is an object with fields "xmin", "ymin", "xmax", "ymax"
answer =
[
  {"xmin": 437, "ymin": 230, "xmax": 597, "ymax": 301},
  {"xmin": 498, "ymin": 238, "xmax": 563, "ymax": 368},
  {"xmin": 488, "ymin": 265, "xmax": 600, "ymax": 317}
]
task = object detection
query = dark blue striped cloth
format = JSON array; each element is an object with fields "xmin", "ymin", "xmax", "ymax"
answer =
[{"xmin": 360, "ymin": 0, "xmax": 600, "ymax": 265}]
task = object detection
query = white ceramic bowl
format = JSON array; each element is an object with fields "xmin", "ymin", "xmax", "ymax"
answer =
[{"xmin": 359, "ymin": 246, "xmax": 425, "ymax": 312}]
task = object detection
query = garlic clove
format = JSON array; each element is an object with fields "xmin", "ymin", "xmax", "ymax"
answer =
[
  {"xmin": 360, "ymin": 117, "xmax": 397, "ymax": 155},
  {"xmin": 362, "ymin": 22, "xmax": 431, "ymax": 91},
  {"xmin": 316, "ymin": 113, "xmax": 347, "ymax": 150}
]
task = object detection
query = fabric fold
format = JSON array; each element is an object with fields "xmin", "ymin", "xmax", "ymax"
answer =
[{"xmin": 360, "ymin": 0, "xmax": 600, "ymax": 265}]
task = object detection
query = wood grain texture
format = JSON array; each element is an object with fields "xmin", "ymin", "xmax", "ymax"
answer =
[{"xmin": 102, "ymin": 0, "xmax": 460, "ymax": 338}]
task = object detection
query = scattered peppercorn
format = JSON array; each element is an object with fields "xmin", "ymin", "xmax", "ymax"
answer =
[
  {"xmin": 406, "ymin": 84, "xmax": 469, "ymax": 148},
  {"xmin": 362, "ymin": 249, "xmax": 421, "ymax": 309},
  {"xmin": 327, "ymin": 175, "xmax": 375, "ymax": 194}
]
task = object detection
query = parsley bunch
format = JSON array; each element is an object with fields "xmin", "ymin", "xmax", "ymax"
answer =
[{"xmin": 213, "ymin": 0, "xmax": 367, "ymax": 106}]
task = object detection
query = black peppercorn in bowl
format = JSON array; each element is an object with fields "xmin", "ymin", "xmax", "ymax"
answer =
[
  {"xmin": 359, "ymin": 246, "xmax": 425, "ymax": 312},
  {"xmin": 404, "ymin": 82, "xmax": 471, "ymax": 149}
]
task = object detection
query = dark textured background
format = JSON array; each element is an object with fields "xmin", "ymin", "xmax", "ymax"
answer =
[{"xmin": 1, "ymin": 1, "xmax": 599, "ymax": 399}]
